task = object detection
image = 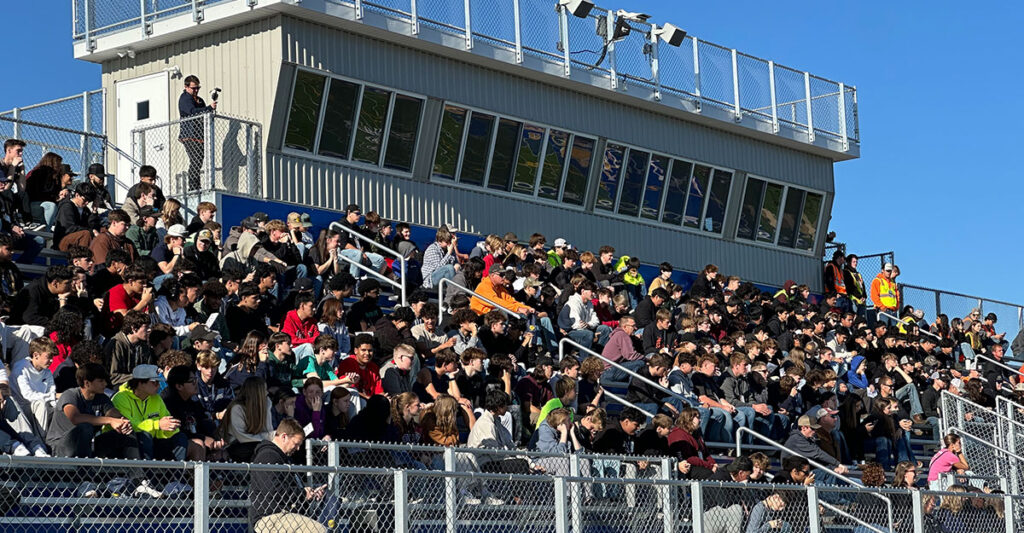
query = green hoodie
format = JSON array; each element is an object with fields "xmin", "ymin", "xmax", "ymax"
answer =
[{"xmin": 112, "ymin": 387, "xmax": 178, "ymax": 439}]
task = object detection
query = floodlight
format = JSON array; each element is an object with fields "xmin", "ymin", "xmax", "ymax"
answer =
[
  {"xmin": 653, "ymin": 23, "xmax": 686, "ymax": 47},
  {"xmin": 558, "ymin": 0, "xmax": 594, "ymax": 18}
]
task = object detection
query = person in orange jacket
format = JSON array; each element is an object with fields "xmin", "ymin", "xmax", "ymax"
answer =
[{"xmin": 471, "ymin": 265, "xmax": 534, "ymax": 316}]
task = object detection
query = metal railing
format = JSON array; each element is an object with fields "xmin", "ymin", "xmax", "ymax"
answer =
[
  {"xmin": 0, "ymin": 116, "xmax": 106, "ymax": 182},
  {"xmin": 976, "ymin": 353, "xmax": 1024, "ymax": 383},
  {"xmin": 131, "ymin": 112, "xmax": 262, "ymax": 198},
  {"xmin": 735, "ymin": 426, "xmax": 895, "ymax": 530},
  {"xmin": 436, "ymin": 277, "xmax": 521, "ymax": 322},
  {"xmin": 940, "ymin": 390, "xmax": 1024, "ymax": 494},
  {"xmin": 70, "ymin": 0, "xmax": 859, "ymax": 148},
  {"xmin": 6, "ymin": 453, "xmax": 1024, "ymax": 532},
  {"xmin": 902, "ymin": 283, "xmax": 1024, "ymax": 334},
  {"xmin": 558, "ymin": 337, "xmax": 687, "ymax": 403},
  {"xmin": 328, "ymin": 221, "xmax": 408, "ymax": 307}
]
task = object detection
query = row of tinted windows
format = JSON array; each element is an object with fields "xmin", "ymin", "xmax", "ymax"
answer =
[
  {"xmin": 736, "ymin": 177, "xmax": 823, "ymax": 251},
  {"xmin": 432, "ymin": 105, "xmax": 595, "ymax": 206},
  {"xmin": 284, "ymin": 70, "xmax": 424, "ymax": 172},
  {"xmin": 597, "ymin": 144, "xmax": 732, "ymax": 234}
]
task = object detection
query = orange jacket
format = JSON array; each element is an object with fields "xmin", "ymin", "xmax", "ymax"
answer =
[
  {"xmin": 471, "ymin": 277, "xmax": 524, "ymax": 315},
  {"xmin": 869, "ymin": 272, "xmax": 898, "ymax": 311}
]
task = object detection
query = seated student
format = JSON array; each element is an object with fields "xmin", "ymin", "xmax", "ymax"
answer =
[
  {"xmin": 449, "ymin": 308, "xmax": 483, "ymax": 356},
  {"xmin": 0, "ymin": 359, "xmax": 50, "ymax": 457},
  {"xmin": 380, "ymin": 343, "xmax": 416, "ymax": 396},
  {"xmin": 373, "ymin": 306, "xmax": 416, "ymax": 367},
  {"xmin": 336, "ymin": 334, "xmax": 383, "ymax": 399},
  {"xmin": 260, "ymin": 332, "xmax": 297, "ymax": 394},
  {"xmin": 536, "ymin": 376, "xmax": 578, "ymax": 429},
  {"xmin": 421, "ymin": 394, "xmax": 476, "ymax": 447},
  {"xmin": 455, "ymin": 347, "xmax": 489, "ymax": 409},
  {"xmin": 591, "ymin": 407, "xmax": 644, "ymax": 456},
  {"xmin": 220, "ymin": 377, "xmax": 274, "ymax": 463},
  {"xmin": 642, "ymin": 309, "xmax": 677, "ymax": 356},
  {"xmin": 478, "ymin": 310, "xmax": 531, "ymax": 360},
  {"xmin": 186, "ymin": 201, "xmax": 217, "ymax": 236},
  {"xmin": 9, "ymin": 264, "xmax": 73, "ymax": 328},
  {"xmin": 88, "ymin": 249, "xmax": 131, "ymax": 299},
  {"xmin": 559, "ymin": 281, "xmax": 612, "ymax": 349},
  {"xmin": 515, "ymin": 356, "xmax": 554, "ymax": 427},
  {"xmin": 153, "ymin": 278, "xmax": 202, "ymax": 338},
  {"xmin": 271, "ymin": 388, "xmax": 297, "ymax": 430},
  {"xmin": 151, "ymin": 223, "xmax": 188, "ymax": 277},
  {"xmin": 161, "ymin": 365, "xmax": 223, "ymax": 461},
  {"xmin": 126, "ymin": 205, "xmax": 160, "ymax": 256},
  {"xmin": 346, "ymin": 279, "xmax": 383, "ymax": 332},
  {"xmin": 100, "ymin": 264, "xmax": 153, "ymax": 337},
  {"xmin": 634, "ymin": 413, "xmax": 673, "ymax": 457},
  {"xmin": 53, "ymin": 182, "xmax": 100, "ymax": 251},
  {"xmin": 315, "ymin": 298, "xmax": 351, "ymax": 362},
  {"xmin": 91, "ymin": 209, "xmax": 136, "ymax": 267},
  {"xmin": 324, "ymin": 387, "xmax": 352, "ymax": 440},
  {"xmin": 298, "ymin": 335, "xmax": 356, "ymax": 391},
  {"xmin": 294, "ymin": 377, "xmax": 326, "ymax": 440},
  {"xmin": 249, "ymin": 418, "xmax": 326, "ymax": 533},
  {"xmin": 467, "ymin": 390, "xmax": 529, "ymax": 479},
  {"xmin": 625, "ymin": 354, "xmax": 677, "ymax": 417},
  {"xmin": 744, "ymin": 491, "xmax": 791, "ymax": 533},
  {"xmin": 196, "ymin": 350, "xmax": 234, "ymax": 420},
  {"xmin": 11, "ymin": 337, "xmax": 58, "ymax": 434},
  {"xmin": 226, "ymin": 282, "xmax": 270, "ymax": 343},
  {"xmin": 112, "ymin": 364, "xmax": 188, "ymax": 461},
  {"xmin": 282, "ymin": 293, "xmax": 320, "ymax": 360},
  {"xmin": 46, "ymin": 362, "xmax": 137, "ymax": 458},
  {"xmin": 224, "ymin": 331, "xmax": 268, "ymax": 391},
  {"xmin": 183, "ymin": 229, "xmax": 221, "ymax": 281},
  {"xmin": 413, "ymin": 349, "xmax": 459, "ymax": 404},
  {"xmin": 104, "ymin": 310, "xmax": 156, "ymax": 387},
  {"xmin": 53, "ymin": 339, "xmax": 103, "ymax": 394}
]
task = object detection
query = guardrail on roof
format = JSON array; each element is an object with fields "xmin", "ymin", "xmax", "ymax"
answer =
[{"xmin": 70, "ymin": 0, "xmax": 859, "ymax": 150}]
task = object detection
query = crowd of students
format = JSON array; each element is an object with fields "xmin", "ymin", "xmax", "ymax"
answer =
[{"xmin": 1, "ymin": 137, "xmax": 1021, "ymax": 531}]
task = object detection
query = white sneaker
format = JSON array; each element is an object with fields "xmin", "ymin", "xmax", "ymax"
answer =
[
  {"xmin": 33, "ymin": 448, "xmax": 50, "ymax": 457},
  {"xmin": 463, "ymin": 496, "xmax": 482, "ymax": 505},
  {"xmin": 134, "ymin": 480, "xmax": 164, "ymax": 499},
  {"xmin": 484, "ymin": 496, "xmax": 504, "ymax": 505},
  {"xmin": 12, "ymin": 444, "xmax": 31, "ymax": 456}
]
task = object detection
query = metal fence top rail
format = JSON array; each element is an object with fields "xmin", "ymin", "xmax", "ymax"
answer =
[
  {"xmin": 0, "ymin": 115, "xmax": 106, "ymax": 139},
  {"xmin": 902, "ymin": 283, "xmax": 1024, "ymax": 309},
  {"xmin": 70, "ymin": 0, "xmax": 859, "ymax": 153}
]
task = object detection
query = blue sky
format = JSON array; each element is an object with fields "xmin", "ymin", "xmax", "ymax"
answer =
[{"xmin": 3, "ymin": 1, "xmax": 1023, "ymax": 317}]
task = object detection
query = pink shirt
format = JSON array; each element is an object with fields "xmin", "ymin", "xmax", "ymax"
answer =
[{"xmin": 927, "ymin": 449, "xmax": 960, "ymax": 482}]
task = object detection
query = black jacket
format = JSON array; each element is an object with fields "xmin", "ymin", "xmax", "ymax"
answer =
[
  {"xmin": 249, "ymin": 440, "xmax": 309, "ymax": 526},
  {"xmin": 9, "ymin": 277, "xmax": 59, "ymax": 326},
  {"xmin": 125, "ymin": 182, "xmax": 166, "ymax": 210},
  {"xmin": 53, "ymin": 200, "xmax": 100, "ymax": 247},
  {"xmin": 633, "ymin": 297, "xmax": 659, "ymax": 329},
  {"xmin": 178, "ymin": 91, "xmax": 214, "ymax": 142}
]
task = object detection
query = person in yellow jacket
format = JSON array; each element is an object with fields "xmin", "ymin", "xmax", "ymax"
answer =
[
  {"xmin": 869, "ymin": 263, "xmax": 899, "ymax": 326},
  {"xmin": 112, "ymin": 364, "xmax": 188, "ymax": 461}
]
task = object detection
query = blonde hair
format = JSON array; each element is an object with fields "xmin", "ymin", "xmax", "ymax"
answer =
[
  {"xmin": 485, "ymin": 234, "xmax": 504, "ymax": 253},
  {"xmin": 160, "ymin": 198, "xmax": 183, "ymax": 228},
  {"xmin": 431, "ymin": 395, "xmax": 459, "ymax": 437},
  {"xmin": 939, "ymin": 485, "xmax": 967, "ymax": 513},
  {"xmin": 196, "ymin": 350, "xmax": 221, "ymax": 369},
  {"xmin": 546, "ymin": 408, "xmax": 571, "ymax": 429}
]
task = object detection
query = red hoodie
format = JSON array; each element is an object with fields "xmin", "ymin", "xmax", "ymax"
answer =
[{"xmin": 282, "ymin": 310, "xmax": 320, "ymax": 346}]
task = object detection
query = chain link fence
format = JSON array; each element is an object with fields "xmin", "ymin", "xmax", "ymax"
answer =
[
  {"xmin": 941, "ymin": 390, "xmax": 1024, "ymax": 495},
  {"xmin": 72, "ymin": 0, "xmax": 235, "ymax": 43},
  {"xmin": 901, "ymin": 283, "xmax": 1024, "ymax": 335},
  {"xmin": 0, "ymin": 90, "xmax": 107, "ymax": 178},
  {"xmin": 131, "ymin": 113, "xmax": 262, "ymax": 204},
  {"xmin": 7, "ymin": 454, "xmax": 1024, "ymax": 532}
]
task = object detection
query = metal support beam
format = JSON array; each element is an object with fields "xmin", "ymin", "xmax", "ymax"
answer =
[
  {"xmin": 838, "ymin": 82, "xmax": 848, "ymax": 151},
  {"xmin": 607, "ymin": 11, "xmax": 617, "ymax": 89},
  {"xmin": 691, "ymin": 38, "xmax": 701, "ymax": 111},
  {"xmin": 768, "ymin": 61, "xmax": 779, "ymax": 133},
  {"xmin": 411, "ymin": 0, "xmax": 419, "ymax": 35},
  {"xmin": 512, "ymin": 0, "xmax": 522, "ymax": 62},
  {"xmin": 559, "ymin": 7, "xmax": 570, "ymax": 77},
  {"xmin": 651, "ymin": 26, "xmax": 661, "ymax": 101},
  {"xmin": 804, "ymin": 71, "xmax": 814, "ymax": 142},
  {"xmin": 731, "ymin": 48, "xmax": 741, "ymax": 120},
  {"xmin": 463, "ymin": 0, "xmax": 472, "ymax": 50}
]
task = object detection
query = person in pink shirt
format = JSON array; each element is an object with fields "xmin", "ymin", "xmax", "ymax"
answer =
[{"xmin": 927, "ymin": 434, "xmax": 970, "ymax": 490}]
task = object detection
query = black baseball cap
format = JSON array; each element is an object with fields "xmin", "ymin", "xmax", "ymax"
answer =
[
  {"xmin": 60, "ymin": 164, "xmax": 78, "ymax": 177},
  {"xmin": 87, "ymin": 163, "xmax": 109, "ymax": 177}
]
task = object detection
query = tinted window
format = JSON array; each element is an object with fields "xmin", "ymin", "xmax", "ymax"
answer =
[
  {"xmin": 641, "ymin": 155, "xmax": 668, "ymax": 220},
  {"xmin": 562, "ymin": 136, "xmax": 594, "ymax": 206},
  {"xmin": 683, "ymin": 164, "xmax": 711, "ymax": 229},
  {"xmin": 382, "ymin": 94, "xmax": 423, "ymax": 172},
  {"xmin": 432, "ymin": 105, "xmax": 467, "ymax": 180},
  {"xmin": 538, "ymin": 129, "xmax": 570, "ymax": 200},
  {"xmin": 511, "ymin": 124, "xmax": 545, "ymax": 195},
  {"xmin": 661, "ymin": 159, "xmax": 692, "ymax": 226},
  {"xmin": 458, "ymin": 112, "xmax": 495, "ymax": 186},
  {"xmin": 351, "ymin": 87, "xmax": 391, "ymax": 164},
  {"xmin": 596, "ymin": 144, "xmax": 625, "ymax": 211},
  {"xmin": 317, "ymin": 79, "xmax": 360, "ymax": 159},
  {"xmin": 736, "ymin": 177, "xmax": 764, "ymax": 240},
  {"xmin": 488, "ymin": 118, "xmax": 522, "ymax": 192},
  {"xmin": 777, "ymin": 188, "xmax": 804, "ymax": 248},
  {"xmin": 757, "ymin": 182, "xmax": 784, "ymax": 243},
  {"xmin": 284, "ymin": 70, "xmax": 325, "ymax": 152},
  {"xmin": 798, "ymin": 192, "xmax": 823, "ymax": 251},
  {"xmin": 617, "ymin": 149, "xmax": 649, "ymax": 217},
  {"xmin": 704, "ymin": 169, "xmax": 732, "ymax": 233}
]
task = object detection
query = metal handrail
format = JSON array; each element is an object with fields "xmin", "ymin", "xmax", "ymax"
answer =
[
  {"xmin": 329, "ymin": 220, "xmax": 407, "ymax": 307},
  {"xmin": 902, "ymin": 283, "xmax": 1024, "ymax": 309},
  {"xmin": 603, "ymin": 390, "xmax": 655, "ymax": 420},
  {"xmin": 558, "ymin": 337, "xmax": 687, "ymax": 406},
  {"xmin": 976, "ymin": 353, "xmax": 1024, "ymax": 381},
  {"xmin": 436, "ymin": 277, "xmax": 521, "ymax": 322},
  {"xmin": 875, "ymin": 310, "xmax": 941, "ymax": 340},
  {"xmin": 333, "ymin": 248, "xmax": 407, "ymax": 306},
  {"xmin": 735, "ymin": 426, "xmax": 894, "ymax": 529}
]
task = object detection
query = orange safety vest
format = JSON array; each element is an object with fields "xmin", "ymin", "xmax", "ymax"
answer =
[{"xmin": 826, "ymin": 262, "xmax": 846, "ymax": 295}]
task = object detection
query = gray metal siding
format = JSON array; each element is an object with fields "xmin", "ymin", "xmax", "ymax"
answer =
[
  {"xmin": 101, "ymin": 16, "xmax": 283, "ymax": 152},
  {"xmin": 267, "ymin": 151, "xmax": 823, "ymax": 289},
  {"xmin": 280, "ymin": 16, "xmax": 834, "ymax": 193}
]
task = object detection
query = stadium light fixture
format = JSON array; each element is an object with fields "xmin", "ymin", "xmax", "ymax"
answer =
[
  {"xmin": 653, "ymin": 23, "xmax": 687, "ymax": 47},
  {"xmin": 558, "ymin": 0, "xmax": 594, "ymax": 19}
]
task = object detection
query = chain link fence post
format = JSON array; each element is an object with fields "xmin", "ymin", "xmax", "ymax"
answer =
[
  {"xmin": 394, "ymin": 469, "xmax": 409, "ymax": 533},
  {"xmin": 444, "ymin": 447, "xmax": 457, "ymax": 533},
  {"xmin": 193, "ymin": 462, "xmax": 209, "ymax": 533},
  {"xmin": 553, "ymin": 476, "xmax": 569, "ymax": 533},
  {"xmin": 690, "ymin": 481, "xmax": 704, "ymax": 533},
  {"xmin": 806, "ymin": 485, "xmax": 821, "ymax": 533}
]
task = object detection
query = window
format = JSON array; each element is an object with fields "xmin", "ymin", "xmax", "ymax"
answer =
[
  {"xmin": 284, "ymin": 69, "xmax": 424, "ymax": 172},
  {"xmin": 736, "ymin": 175, "xmax": 824, "ymax": 251},
  {"xmin": 136, "ymin": 101, "xmax": 149, "ymax": 121},
  {"xmin": 431, "ymin": 104, "xmax": 595, "ymax": 206},
  {"xmin": 596, "ymin": 144, "xmax": 731, "ymax": 234},
  {"xmin": 317, "ymin": 79, "xmax": 360, "ymax": 159},
  {"xmin": 284, "ymin": 70, "xmax": 326, "ymax": 151}
]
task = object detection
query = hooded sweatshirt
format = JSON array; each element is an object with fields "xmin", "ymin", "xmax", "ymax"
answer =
[{"xmin": 846, "ymin": 355, "xmax": 869, "ymax": 389}]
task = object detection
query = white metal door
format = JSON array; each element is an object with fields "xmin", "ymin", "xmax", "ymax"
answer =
[{"xmin": 115, "ymin": 72, "xmax": 170, "ymax": 203}]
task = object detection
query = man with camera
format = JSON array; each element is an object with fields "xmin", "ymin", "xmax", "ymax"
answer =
[{"xmin": 178, "ymin": 75, "xmax": 218, "ymax": 191}]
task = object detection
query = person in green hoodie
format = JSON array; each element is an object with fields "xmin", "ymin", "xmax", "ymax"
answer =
[{"xmin": 111, "ymin": 364, "xmax": 187, "ymax": 461}]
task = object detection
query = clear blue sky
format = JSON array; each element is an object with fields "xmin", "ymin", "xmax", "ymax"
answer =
[{"xmin": 3, "ymin": 2, "xmax": 1023, "ymax": 310}]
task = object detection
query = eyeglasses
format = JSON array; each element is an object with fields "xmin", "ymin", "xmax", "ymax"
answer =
[{"xmin": 189, "ymin": 85, "xmax": 201, "ymax": 90}]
